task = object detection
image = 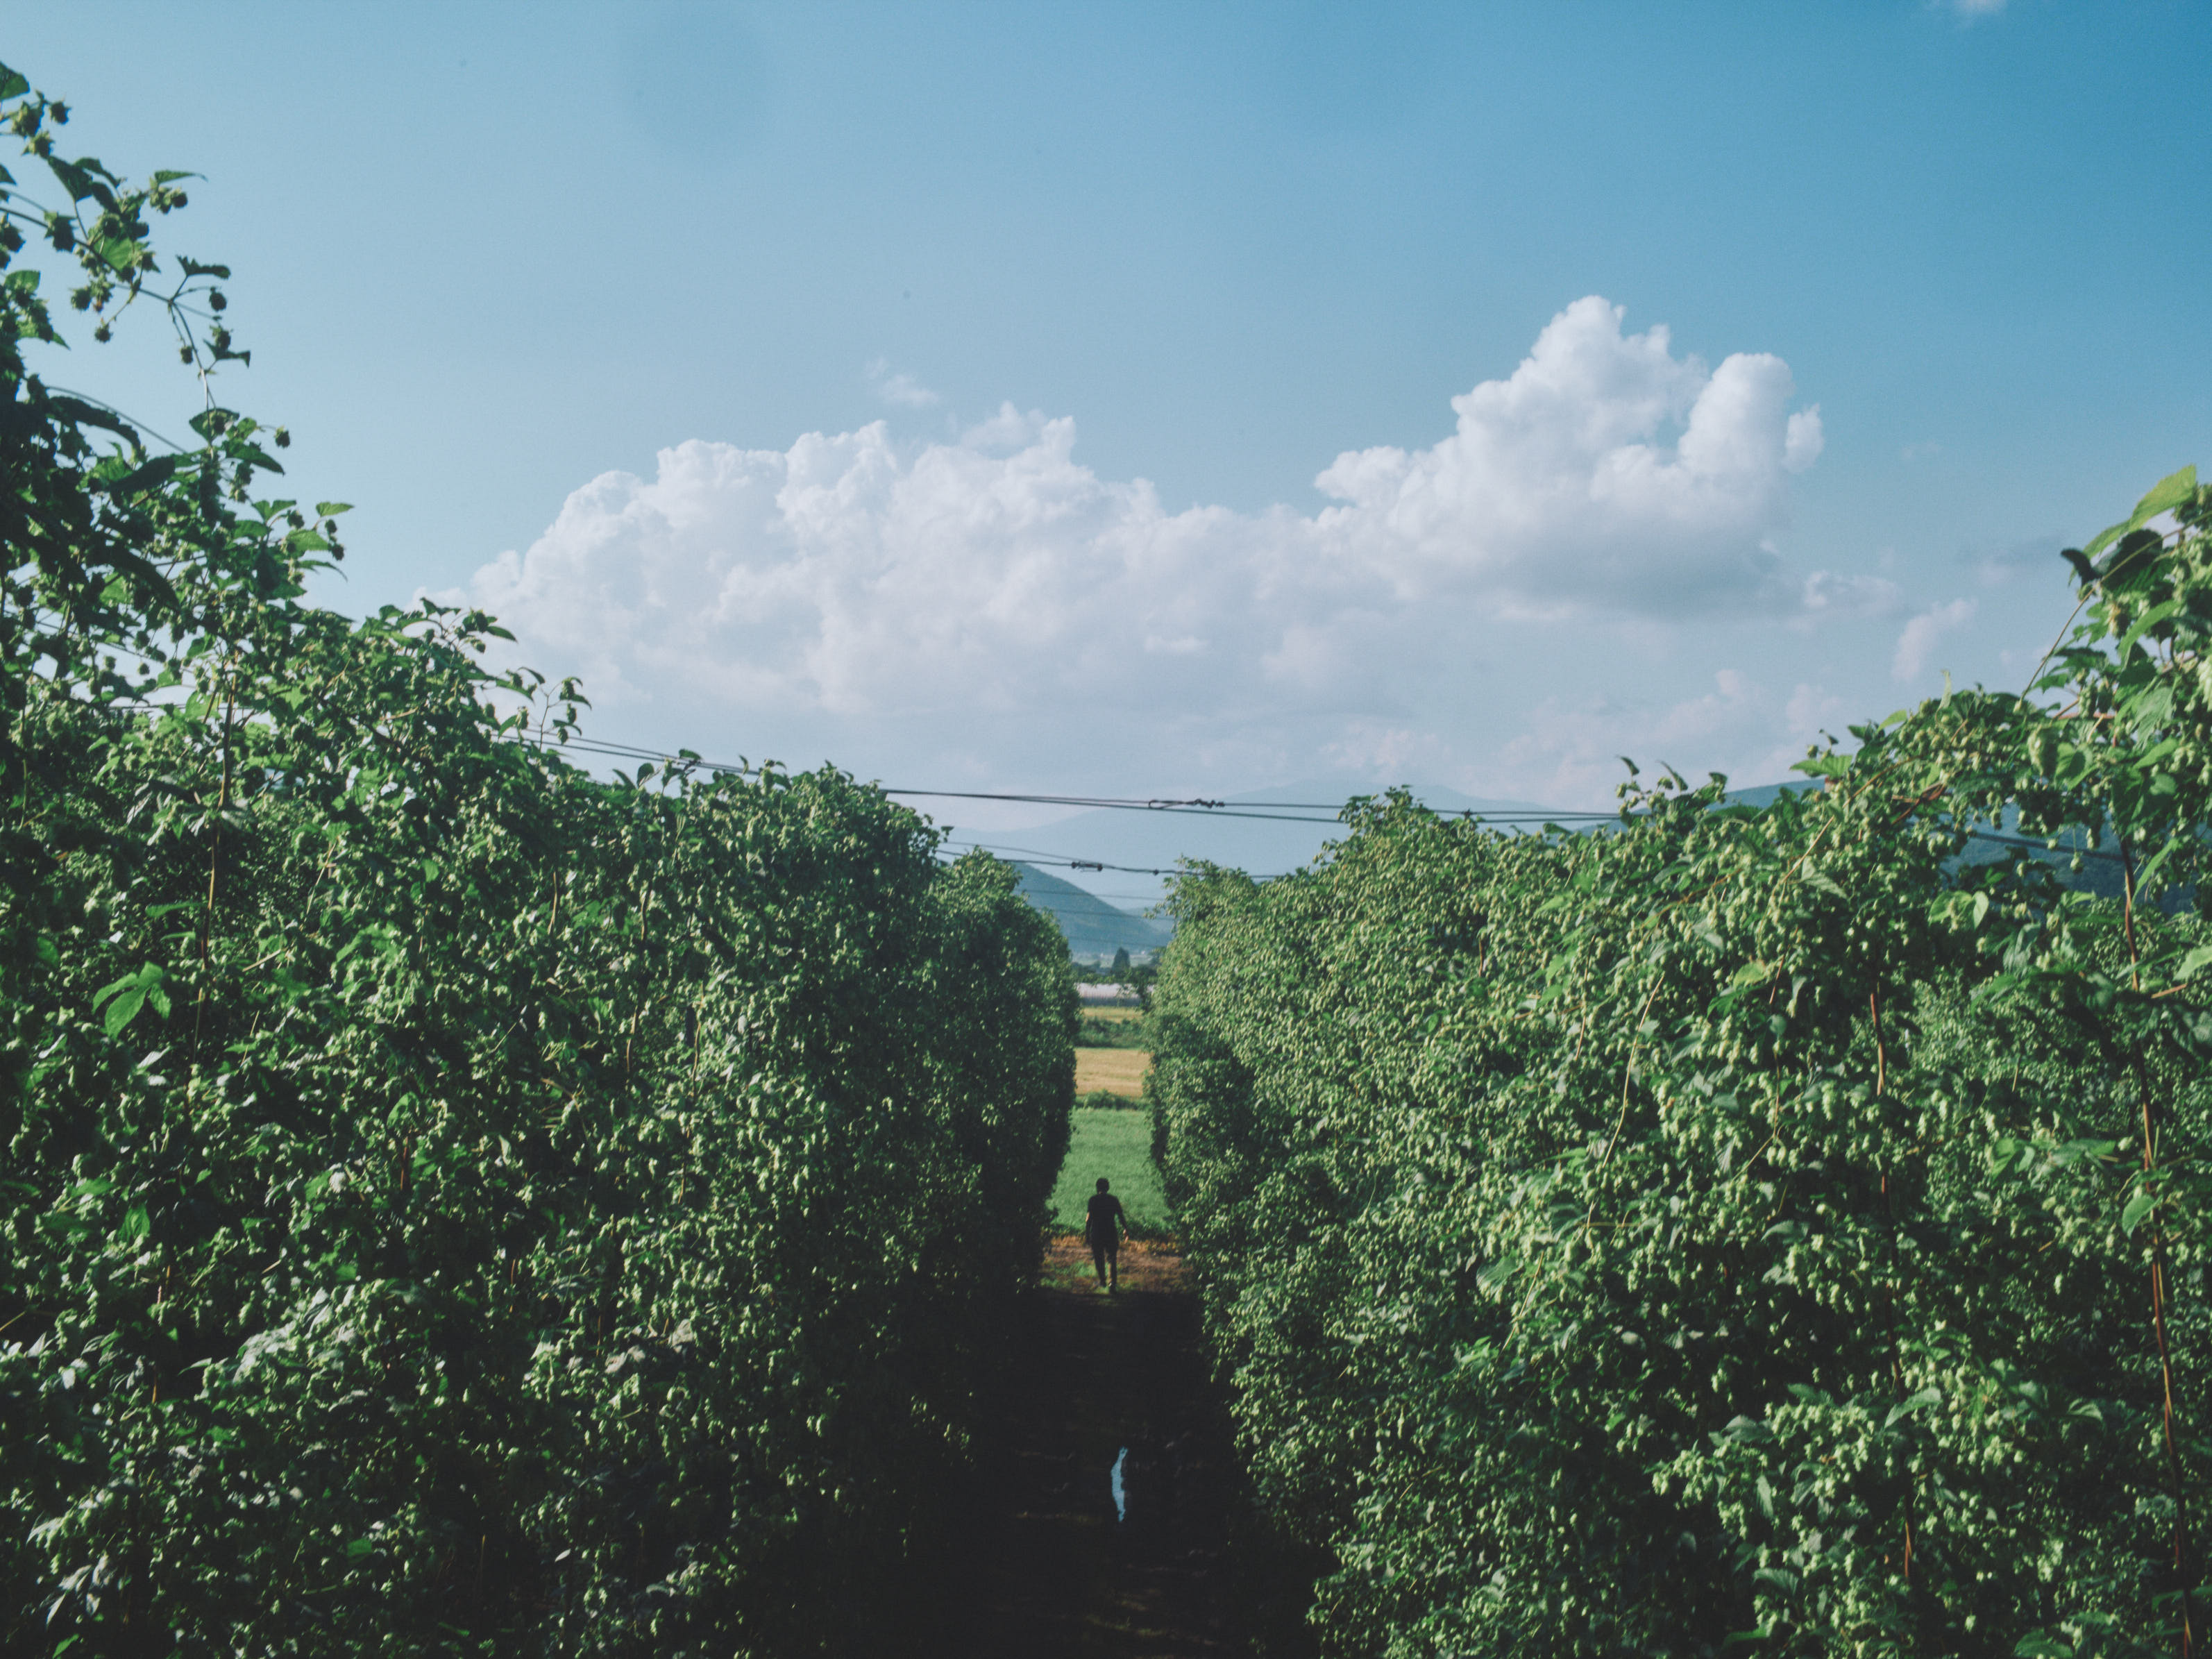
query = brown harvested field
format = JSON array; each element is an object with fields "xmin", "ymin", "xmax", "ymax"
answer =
[
  {"xmin": 1080, "ymin": 1006, "xmax": 1142, "ymax": 1023},
  {"xmin": 1075, "ymin": 1047, "xmax": 1150, "ymax": 1098}
]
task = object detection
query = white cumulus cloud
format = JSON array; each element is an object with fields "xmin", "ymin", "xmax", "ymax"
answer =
[
  {"xmin": 465, "ymin": 297, "xmax": 1849, "ymax": 795},
  {"xmin": 1310, "ymin": 297, "xmax": 1824, "ymax": 617}
]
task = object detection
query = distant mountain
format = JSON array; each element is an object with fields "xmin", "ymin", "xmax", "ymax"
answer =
[
  {"xmin": 1008, "ymin": 861, "xmax": 1173, "ymax": 960},
  {"xmin": 1719, "ymin": 782, "xmax": 1818, "ymax": 810}
]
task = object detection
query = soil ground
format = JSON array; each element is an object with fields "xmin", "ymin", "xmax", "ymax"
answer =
[{"xmin": 922, "ymin": 1237, "xmax": 1317, "ymax": 1657}]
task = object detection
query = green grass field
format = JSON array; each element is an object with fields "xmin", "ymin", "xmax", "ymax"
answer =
[{"xmin": 1049, "ymin": 1106, "xmax": 1171, "ymax": 1234}]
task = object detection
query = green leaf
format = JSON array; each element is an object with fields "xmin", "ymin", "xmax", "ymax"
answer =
[
  {"xmin": 2116, "ymin": 597, "xmax": 2186, "ymax": 659},
  {"xmin": 94, "ymin": 964, "xmax": 169, "ymax": 1035},
  {"xmin": 91, "ymin": 233, "xmax": 140, "ymax": 275},
  {"xmin": 0, "ymin": 62, "xmax": 28, "ymax": 101},
  {"xmin": 2054, "ymin": 1138, "xmax": 2128, "ymax": 1167},
  {"xmin": 119, "ymin": 1205, "xmax": 150, "ymax": 1240},
  {"xmin": 187, "ymin": 407, "xmax": 239, "ymax": 443},
  {"xmin": 99, "ymin": 453, "xmax": 183, "ymax": 498},
  {"xmin": 1883, "ymin": 1386, "xmax": 1941, "ymax": 1428},
  {"xmin": 49, "ymin": 394, "xmax": 134, "ymax": 439},
  {"xmin": 315, "ymin": 500, "xmax": 354, "ymax": 517},
  {"xmin": 2121, "ymin": 1188, "xmax": 2157, "ymax": 1236},
  {"xmin": 2129, "ymin": 830, "xmax": 2186, "ymax": 898},
  {"xmin": 2132, "ymin": 464, "xmax": 2197, "ymax": 524},
  {"xmin": 2126, "ymin": 682, "xmax": 2174, "ymax": 736},
  {"xmin": 2084, "ymin": 465, "xmax": 2197, "ymax": 559},
  {"xmin": 103, "ymin": 986, "xmax": 146, "ymax": 1036},
  {"xmin": 44, "ymin": 153, "xmax": 117, "ymax": 210}
]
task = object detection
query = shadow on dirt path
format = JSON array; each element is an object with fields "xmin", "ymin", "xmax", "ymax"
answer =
[{"xmin": 926, "ymin": 1238, "xmax": 1315, "ymax": 1658}]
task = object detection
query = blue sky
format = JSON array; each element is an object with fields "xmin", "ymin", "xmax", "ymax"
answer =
[{"xmin": 8, "ymin": 2, "xmax": 2211, "ymax": 885}]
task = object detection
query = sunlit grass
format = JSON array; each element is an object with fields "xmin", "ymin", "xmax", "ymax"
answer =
[{"xmin": 1049, "ymin": 1106, "xmax": 1170, "ymax": 1233}]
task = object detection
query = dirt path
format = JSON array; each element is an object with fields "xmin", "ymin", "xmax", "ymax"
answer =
[{"xmin": 929, "ymin": 1237, "xmax": 1304, "ymax": 1658}]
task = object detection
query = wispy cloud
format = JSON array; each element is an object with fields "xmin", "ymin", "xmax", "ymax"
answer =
[
  {"xmin": 866, "ymin": 358, "xmax": 940, "ymax": 408},
  {"xmin": 1893, "ymin": 598, "xmax": 1978, "ymax": 682},
  {"xmin": 1798, "ymin": 568, "xmax": 1903, "ymax": 623},
  {"xmin": 1501, "ymin": 671, "xmax": 1848, "ymax": 804}
]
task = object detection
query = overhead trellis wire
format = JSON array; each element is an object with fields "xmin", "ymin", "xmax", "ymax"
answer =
[{"xmin": 513, "ymin": 732, "xmax": 2133, "ymax": 870}]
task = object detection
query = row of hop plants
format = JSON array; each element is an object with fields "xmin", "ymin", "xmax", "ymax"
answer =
[
  {"xmin": 0, "ymin": 64, "xmax": 1077, "ymax": 1653},
  {"xmin": 1149, "ymin": 466, "xmax": 2212, "ymax": 1658}
]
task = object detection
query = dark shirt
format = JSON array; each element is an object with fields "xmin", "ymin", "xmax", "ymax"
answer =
[{"xmin": 1086, "ymin": 1192, "xmax": 1125, "ymax": 1247}]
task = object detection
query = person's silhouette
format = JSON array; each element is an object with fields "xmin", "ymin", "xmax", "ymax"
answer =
[{"xmin": 1085, "ymin": 1177, "xmax": 1127, "ymax": 1292}]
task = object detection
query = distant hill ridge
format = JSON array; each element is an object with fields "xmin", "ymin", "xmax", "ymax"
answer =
[{"xmin": 1008, "ymin": 862, "xmax": 1172, "ymax": 960}]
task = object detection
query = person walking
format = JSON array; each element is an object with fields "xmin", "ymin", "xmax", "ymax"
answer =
[{"xmin": 1085, "ymin": 1177, "xmax": 1128, "ymax": 1292}]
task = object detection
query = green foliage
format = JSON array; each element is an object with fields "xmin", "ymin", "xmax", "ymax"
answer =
[
  {"xmin": 1151, "ymin": 471, "xmax": 2212, "ymax": 1655},
  {"xmin": 1077, "ymin": 1087, "xmax": 1145, "ymax": 1111},
  {"xmin": 1077, "ymin": 1013, "xmax": 1151, "ymax": 1050},
  {"xmin": 0, "ymin": 63, "xmax": 1075, "ymax": 1653}
]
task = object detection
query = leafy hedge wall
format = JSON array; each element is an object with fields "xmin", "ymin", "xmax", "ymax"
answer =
[
  {"xmin": 0, "ymin": 66, "xmax": 1075, "ymax": 1653},
  {"xmin": 1151, "ymin": 475, "xmax": 2212, "ymax": 1656}
]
